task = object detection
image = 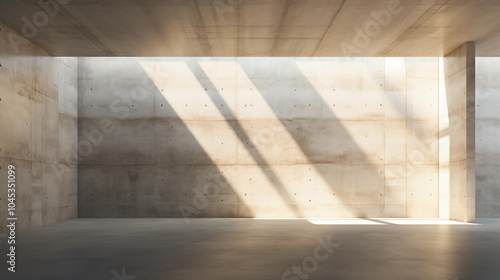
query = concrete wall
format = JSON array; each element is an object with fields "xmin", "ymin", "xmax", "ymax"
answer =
[
  {"xmin": 476, "ymin": 57, "xmax": 500, "ymax": 217},
  {"xmin": 439, "ymin": 42, "xmax": 476, "ymax": 222},
  {"xmin": 78, "ymin": 57, "xmax": 439, "ymax": 218},
  {"xmin": 0, "ymin": 22, "xmax": 78, "ymax": 231}
]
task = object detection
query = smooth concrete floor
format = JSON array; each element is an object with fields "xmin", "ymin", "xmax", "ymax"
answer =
[{"xmin": 1, "ymin": 218, "xmax": 500, "ymax": 280}]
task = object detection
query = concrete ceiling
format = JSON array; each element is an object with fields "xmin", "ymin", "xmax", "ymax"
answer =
[{"xmin": 0, "ymin": 0, "xmax": 499, "ymax": 57}]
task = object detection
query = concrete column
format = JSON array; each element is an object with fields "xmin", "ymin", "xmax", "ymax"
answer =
[{"xmin": 439, "ymin": 42, "xmax": 475, "ymax": 222}]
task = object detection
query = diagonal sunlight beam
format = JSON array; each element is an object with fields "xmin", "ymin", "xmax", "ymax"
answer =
[
  {"xmin": 293, "ymin": 58, "xmax": 385, "ymax": 163},
  {"xmin": 187, "ymin": 61, "xmax": 305, "ymax": 218},
  {"xmin": 142, "ymin": 59, "xmax": 298, "ymax": 216},
  {"xmin": 138, "ymin": 59, "xmax": 251, "ymax": 218},
  {"xmin": 238, "ymin": 58, "xmax": 387, "ymax": 217}
]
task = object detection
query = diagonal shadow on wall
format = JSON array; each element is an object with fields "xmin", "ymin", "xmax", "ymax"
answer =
[
  {"xmin": 236, "ymin": 57, "xmax": 388, "ymax": 217},
  {"xmin": 183, "ymin": 58, "xmax": 389, "ymax": 217},
  {"xmin": 78, "ymin": 57, "xmax": 252, "ymax": 219},
  {"xmin": 182, "ymin": 59, "xmax": 305, "ymax": 217}
]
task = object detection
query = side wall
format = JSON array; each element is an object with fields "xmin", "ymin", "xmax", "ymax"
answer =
[
  {"xmin": 476, "ymin": 57, "xmax": 500, "ymax": 217},
  {"xmin": 439, "ymin": 42, "xmax": 476, "ymax": 222},
  {"xmin": 78, "ymin": 57, "xmax": 439, "ymax": 218},
  {"xmin": 0, "ymin": 22, "xmax": 78, "ymax": 231}
]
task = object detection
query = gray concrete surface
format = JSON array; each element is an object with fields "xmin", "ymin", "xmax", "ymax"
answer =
[
  {"xmin": 0, "ymin": 218, "xmax": 499, "ymax": 280},
  {"xmin": 439, "ymin": 42, "xmax": 476, "ymax": 223},
  {"xmin": 0, "ymin": 22, "xmax": 78, "ymax": 231},
  {"xmin": 78, "ymin": 57, "xmax": 439, "ymax": 218},
  {"xmin": 476, "ymin": 57, "xmax": 500, "ymax": 218},
  {"xmin": 0, "ymin": 0, "xmax": 500, "ymax": 57}
]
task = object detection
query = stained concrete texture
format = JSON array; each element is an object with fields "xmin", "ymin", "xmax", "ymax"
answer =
[
  {"xmin": 0, "ymin": 22, "xmax": 78, "ymax": 231},
  {"xmin": 476, "ymin": 57, "xmax": 500, "ymax": 218},
  {"xmin": 439, "ymin": 42, "xmax": 475, "ymax": 223},
  {"xmin": 78, "ymin": 57, "xmax": 439, "ymax": 218},
  {"xmin": 0, "ymin": 218, "xmax": 499, "ymax": 280},
  {"xmin": 1, "ymin": 0, "xmax": 500, "ymax": 56}
]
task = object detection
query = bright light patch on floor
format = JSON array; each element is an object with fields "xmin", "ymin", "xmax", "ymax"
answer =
[
  {"xmin": 254, "ymin": 218, "xmax": 477, "ymax": 225},
  {"xmin": 373, "ymin": 219, "xmax": 477, "ymax": 225},
  {"xmin": 307, "ymin": 219, "xmax": 383, "ymax": 225}
]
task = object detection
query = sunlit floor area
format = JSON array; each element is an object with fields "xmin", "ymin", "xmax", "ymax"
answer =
[{"xmin": 1, "ymin": 218, "xmax": 499, "ymax": 280}]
